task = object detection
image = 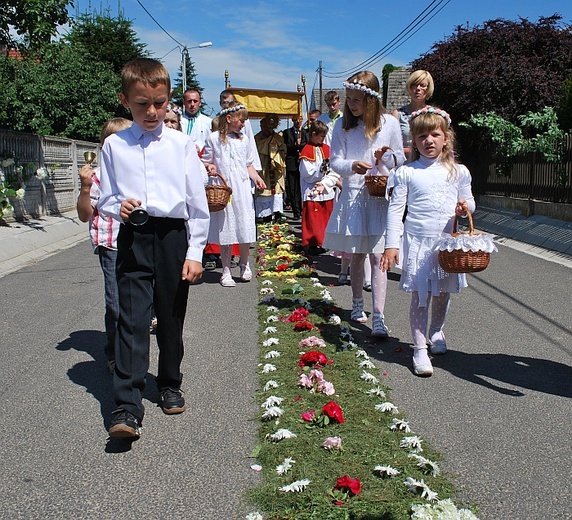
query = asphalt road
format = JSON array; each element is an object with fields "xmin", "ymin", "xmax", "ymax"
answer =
[
  {"xmin": 310, "ymin": 239, "xmax": 572, "ymax": 520},
  {"xmin": 0, "ymin": 234, "xmax": 570, "ymax": 519},
  {"xmin": 0, "ymin": 240, "xmax": 260, "ymax": 519}
]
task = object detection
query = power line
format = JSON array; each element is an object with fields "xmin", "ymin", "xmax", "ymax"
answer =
[
  {"xmin": 322, "ymin": 0, "xmax": 451, "ymax": 79},
  {"xmin": 135, "ymin": 0, "xmax": 182, "ymax": 47}
]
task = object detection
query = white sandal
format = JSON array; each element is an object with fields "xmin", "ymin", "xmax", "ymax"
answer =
[
  {"xmin": 220, "ymin": 272, "xmax": 236, "ymax": 287},
  {"xmin": 351, "ymin": 297, "xmax": 367, "ymax": 323},
  {"xmin": 239, "ymin": 263, "xmax": 252, "ymax": 282}
]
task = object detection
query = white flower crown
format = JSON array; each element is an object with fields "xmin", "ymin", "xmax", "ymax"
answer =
[
  {"xmin": 220, "ymin": 104, "xmax": 247, "ymax": 116},
  {"xmin": 343, "ymin": 80, "xmax": 382, "ymax": 100},
  {"xmin": 410, "ymin": 106, "xmax": 452, "ymax": 126}
]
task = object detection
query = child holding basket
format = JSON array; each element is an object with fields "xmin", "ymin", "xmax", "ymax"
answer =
[{"xmin": 381, "ymin": 107, "xmax": 475, "ymax": 376}]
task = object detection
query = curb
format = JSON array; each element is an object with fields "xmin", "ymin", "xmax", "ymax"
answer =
[{"xmin": 0, "ymin": 211, "xmax": 88, "ymax": 277}]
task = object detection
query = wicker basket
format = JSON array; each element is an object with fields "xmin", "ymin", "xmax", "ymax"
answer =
[
  {"xmin": 205, "ymin": 173, "xmax": 232, "ymax": 212},
  {"xmin": 364, "ymin": 175, "xmax": 388, "ymax": 197},
  {"xmin": 438, "ymin": 212, "xmax": 490, "ymax": 273}
]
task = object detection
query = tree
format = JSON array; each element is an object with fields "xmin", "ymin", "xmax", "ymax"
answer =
[
  {"xmin": 381, "ymin": 63, "xmax": 398, "ymax": 107},
  {"xmin": 64, "ymin": 12, "xmax": 149, "ymax": 74},
  {"xmin": 171, "ymin": 50, "xmax": 203, "ymax": 105},
  {"xmin": 556, "ymin": 77, "xmax": 572, "ymax": 133},
  {"xmin": 0, "ymin": 41, "xmax": 121, "ymax": 141},
  {"xmin": 0, "ymin": 0, "xmax": 71, "ymax": 49},
  {"xmin": 411, "ymin": 15, "xmax": 572, "ymax": 126}
]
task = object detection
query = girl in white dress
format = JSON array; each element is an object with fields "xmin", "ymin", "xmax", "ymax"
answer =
[
  {"xmin": 381, "ymin": 107, "xmax": 475, "ymax": 376},
  {"xmin": 202, "ymin": 102, "xmax": 266, "ymax": 287},
  {"xmin": 323, "ymin": 71, "xmax": 405, "ymax": 337}
]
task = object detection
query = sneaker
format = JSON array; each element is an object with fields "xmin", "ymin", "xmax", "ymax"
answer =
[
  {"xmin": 239, "ymin": 263, "xmax": 252, "ymax": 282},
  {"xmin": 412, "ymin": 347, "xmax": 433, "ymax": 377},
  {"xmin": 351, "ymin": 297, "xmax": 368, "ymax": 323},
  {"xmin": 428, "ymin": 330, "xmax": 447, "ymax": 355},
  {"xmin": 338, "ymin": 273, "xmax": 349, "ymax": 285},
  {"xmin": 107, "ymin": 359, "xmax": 116, "ymax": 374},
  {"xmin": 220, "ymin": 273, "xmax": 236, "ymax": 287},
  {"xmin": 159, "ymin": 388, "xmax": 187, "ymax": 415},
  {"xmin": 371, "ymin": 313, "xmax": 390, "ymax": 338},
  {"xmin": 363, "ymin": 282, "xmax": 372, "ymax": 292},
  {"xmin": 108, "ymin": 409, "xmax": 142, "ymax": 438}
]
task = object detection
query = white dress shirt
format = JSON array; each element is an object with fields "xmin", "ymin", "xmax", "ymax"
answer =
[{"xmin": 97, "ymin": 121, "xmax": 210, "ymax": 262}]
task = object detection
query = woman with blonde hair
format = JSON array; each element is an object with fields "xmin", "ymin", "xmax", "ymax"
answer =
[{"xmin": 392, "ymin": 70, "xmax": 434, "ymax": 157}]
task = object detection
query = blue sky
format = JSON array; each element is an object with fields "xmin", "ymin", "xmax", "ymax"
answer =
[{"xmin": 71, "ymin": 0, "xmax": 572, "ymax": 116}]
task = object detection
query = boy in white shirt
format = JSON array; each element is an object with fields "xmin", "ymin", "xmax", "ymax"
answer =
[{"xmin": 98, "ymin": 58, "xmax": 210, "ymax": 439}]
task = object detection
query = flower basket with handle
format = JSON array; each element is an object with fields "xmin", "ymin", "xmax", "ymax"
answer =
[
  {"xmin": 205, "ymin": 172, "xmax": 232, "ymax": 213},
  {"xmin": 364, "ymin": 149, "xmax": 397, "ymax": 197},
  {"xmin": 437, "ymin": 212, "xmax": 497, "ymax": 273}
]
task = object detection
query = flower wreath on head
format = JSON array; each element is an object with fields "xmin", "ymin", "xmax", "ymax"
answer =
[
  {"xmin": 220, "ymin": 104, "xmax": 247, "ymax": 116},
  {"xmin": 410, "ymin": 106, "xmax": 451, "ymax": 126},
  {"xmin": 167, "ymin": 104, "xmax": 183, "ymax": 115},
  {"xmin": 342, "ymin": 79, "xmax": 382, "ymax": 100}
]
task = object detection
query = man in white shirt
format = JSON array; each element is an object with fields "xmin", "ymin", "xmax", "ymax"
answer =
[
  {"xmin": 180, "ymin": 88, "xmax": 212, "ymax": 152},
  {"xmin": 317, "ymin": 91, "xmax": 343, "ymax": 145}
]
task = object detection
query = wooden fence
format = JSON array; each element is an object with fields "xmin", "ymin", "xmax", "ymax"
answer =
[
  {"xmin": 2, "ymin": 129, "xmax": 572, "ymax": 221},
  {"xmin": 0, "ymin": 129, "xmax": 98, "ymax": 220},
  {"xmin": 467, "ymin": 134, "xmax": 572, "ymax": 204}
]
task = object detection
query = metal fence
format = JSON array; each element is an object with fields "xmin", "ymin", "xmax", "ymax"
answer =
[
  {"xmin": 0, "ymin": 129, "xmax": 98, "ymax": 220},
  {"xmin": 467, "ymin": 134, "xmax": 572, "ymax": 204}
]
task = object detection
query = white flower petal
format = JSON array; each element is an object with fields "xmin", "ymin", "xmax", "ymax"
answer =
[
  {"xmin": 268, "ymin": 429, "xmax": 297, "ymax": 442},
  {"xmin": 263, "ymin": 380, "xmax": 279, "ymax": 391},
  {"xmin": 375, "ymin": 402, "xmax": 399, "ymax": 414},
  {"xmin": 366, "ymin": 386, "xmax": 386, "ymax": 398},
  {"xmin": 264, "ymin": 350, "xmax": 281, "ymax": 359},
  {"xmin": 389, "ymin": 418, "xmax": 410, "ymax": 432},
  {"xmin": 361, "ymin": 371, "xmax": 380, "ymax": 384},
  {"xmin": 279, "ymin": 479, "xmax": 311, "ymax": 492},
  {"xmin": 373, "ymin": 465, "xmax": 400, "ymax": 477},
  {"xmin": 262, "ymin": 337, "xmax": 280, "ymax": 347},
  {"xmin": 355, "ymin": 349, "xmax": 370, "ymax": 359},
  {"xmin": 328, "ymin": 314, "xmax": 341, "ymax": 325},
  {"xmin": 250, "ymin": 464, "xmax": 262, "ymax": 472},
  {"xmin": 245, "ymin": 512, "xmax": 264, "ymax": 520},
  {"xmin": 261, "ymin": 395, "xmax": 284, "ymax": 409},
  {"xmin": 261, "ymin": 406, "xmax": 284, "ymax": 420},
  {"xmin": 400, "ymin": 435, "xmax": 423, "ymax": 453},
  {"xmin": 263, "ymin": 326, "xmax": 277, "ymax": 334},
  {"xmin": 261, "ymin": 363, "xmax": 277, "ymax": 373},
  {"xmin": 262, "ymin": 280, "xmax": 273, "ymax": 285},
  {"xmin": 359, "ymin": 359, "xmax": 376, "ymax": 369},
  {"xmin": 276, "ymin": 457, "xmax": 295, "ymax": 475}
]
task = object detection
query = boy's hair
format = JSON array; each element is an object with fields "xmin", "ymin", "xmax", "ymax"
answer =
[
  {"xmin": 324, "ymin": 91, "xmax": 339, "ymax": 103},
  {"xmin": 219, "ymin": 89, "xmax": 235, "ymax": 108},
  {"xmin": 100, "ymin": 117, "xmax": 132, "ymax": 146},
  {"xmin": 310, "ymin": 120, "xmax": 328, "ymax": 137},
  {"xmin": 218, "ymin": 101, "xmax": 248, "ymax": 143},
  {"xmin": 309, "ymin": 109, "xmax": 321, "ymax": 118},
  {"xmin": 342, "ymin": 70, "xmax": 383, "ymax": 140},
  {"xmin": 121, "ymin": 58, "xmax": 171, "ymax": 97},
  {"xmin": 409, "ymin": 110, "xmax": 457, "ymax": 178},
  {"xmin": 406, "ymin": 70, "xmax": 434, "ymax": 100}
]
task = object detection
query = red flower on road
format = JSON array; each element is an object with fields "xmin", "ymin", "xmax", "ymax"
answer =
[{"xmin": 322, "ymin": 401, "xmax": 345, "ymax": 424}]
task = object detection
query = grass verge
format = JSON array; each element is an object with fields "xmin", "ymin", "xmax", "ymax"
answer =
[{"xmin": 245, "ymin": 223, "xmax": 478, "ymax": 520}]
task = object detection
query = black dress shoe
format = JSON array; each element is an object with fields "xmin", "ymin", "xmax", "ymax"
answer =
[
  {"xmin": 108, "ymin": 409, "xmax": 142, "ymax": 438},
  {"xmin": 159, "ymin": 388, "xmax": 187, "ymax": 415}
]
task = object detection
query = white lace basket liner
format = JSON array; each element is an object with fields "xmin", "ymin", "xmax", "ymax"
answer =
[{"xmin": 436, "ymin": 212, "xmax": 497, "ymax": 273}]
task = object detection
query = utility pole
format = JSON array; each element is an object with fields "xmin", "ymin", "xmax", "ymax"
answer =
[
  {"xmin": 182, "ymin": 46, "xmax": 188, "ymax": 92},
  {"xmin": 318, "ymin": 61, "xmax": 323, "ymax": 113}
]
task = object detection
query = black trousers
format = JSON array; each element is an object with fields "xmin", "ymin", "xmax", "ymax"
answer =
[
  {"xmin": 114, "ymin": 217, "xmax": 189, "ymax": 420},
  {"xmin": 285, "ymin": 168, "xmax": 302, "ymax": 217}
]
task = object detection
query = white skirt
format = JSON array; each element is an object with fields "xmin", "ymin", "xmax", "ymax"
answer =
[{"xmin": 399, "ymin": 232, "xmax": 467, "ymax": 307}]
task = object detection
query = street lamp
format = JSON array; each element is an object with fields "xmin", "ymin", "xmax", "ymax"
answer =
[{"xmin": 182, "ymin": 41, "xmax": 213, "ymax": 92}]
